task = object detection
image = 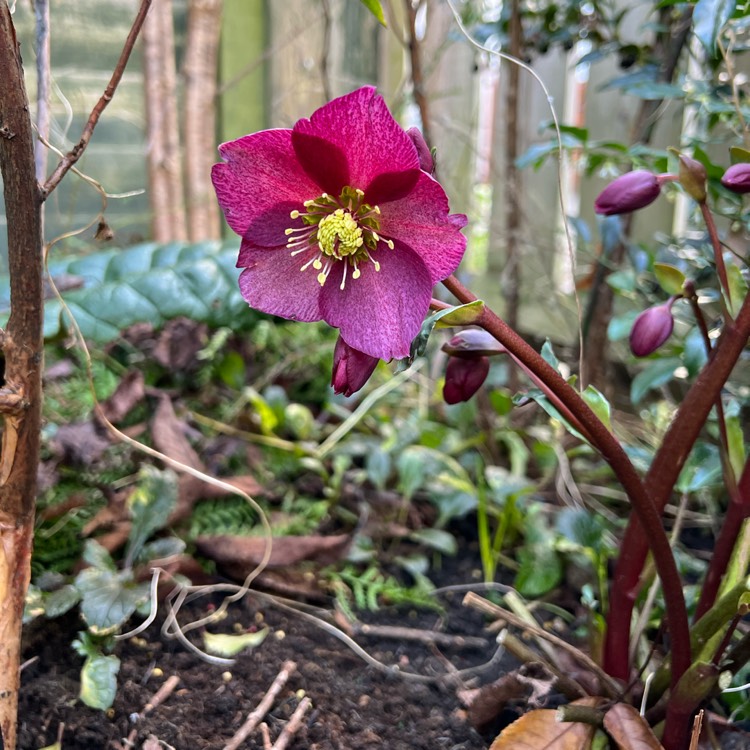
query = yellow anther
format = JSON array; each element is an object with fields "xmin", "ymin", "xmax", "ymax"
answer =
[{"xmin": 290, "ymin": 210, "xmax": 300, "ymax": 219}]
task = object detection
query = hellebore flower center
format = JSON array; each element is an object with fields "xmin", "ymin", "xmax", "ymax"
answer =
[{"xmin": 284, "ymin": 186, "xmax": 394, "ymax": 290}]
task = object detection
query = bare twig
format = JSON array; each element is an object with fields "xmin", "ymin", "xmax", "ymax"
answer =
[
  {"xmin": 270, "ymin": 696, "xmax": 312, "ymax": 750},
  {"xmin": 42, "ymin": 0, "xmax": 152, "ymax": 197},
  {"xmin": 222, "ymin": 661, "xmax": 297, "ymax": 750},
  {"xmin": 353, "ymin": 622, "xmax": 488, "ymax": 650},
  {"xmin": 124, "ymin": 675, "xmax": 181, "ymax": 747}
]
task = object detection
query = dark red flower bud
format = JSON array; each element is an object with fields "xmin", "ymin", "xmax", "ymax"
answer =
[
  {"xmin": 441, "ymin": 329, "xmax": 507, "ymax": 359},
  {"xmin": 721, "ymin": 163, "xmax": 750, "ymax": 194},
  {"xmin": 331, "ymin": 336, "xmax": 379, "ymax": 397},
  {"xmin": 629, "ymin": 301, "xmax": 675, "ymax": 357},
  {"xmin": 594, "ymin": 170, "xmax": 661, "ymax": 215},
  {"xmin": 443, "ymin": 356, "xmax": 490, "ymax": 404},
  {"xmin": 406, "ymin": 127, "xmax": 434, "ymax": 174}
]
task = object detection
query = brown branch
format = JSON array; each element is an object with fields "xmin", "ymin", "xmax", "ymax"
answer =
[
  {"xmin": 405, "ymin": 0, "xmax": 433, "ymax": 152},
  {"xmin": 42, "ymin": 0, "xmax": 153, "ymax": 198}
]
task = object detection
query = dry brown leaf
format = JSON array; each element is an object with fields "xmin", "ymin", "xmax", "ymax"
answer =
[
  {"xmin": 168, "ymin": 473, "xmax": 264, "ymax": 524},
  {"xmin": 98, "ymin": 369, "xmax": 145, "ymax": 424},
  {"xmin": 51, "ymin": 421, "xmax": 111, "ymax": 465},
  {"xmin": 195, "ymin": 533, "xmax": 351, "ymax": 573},
  {"xmin": 152, "ymin": 317, "xmax": 207, "ymax": 371},
  {"xmin": 151, "ymin": 395, "xmax": 204, "ymax": 469},
  {"xmin": 603, "ymin": 703, "xmax": 665, "ymax": 750},
  {"xmin": 489, "ymin": 698, "xmax": 601, "ymax": 750}
]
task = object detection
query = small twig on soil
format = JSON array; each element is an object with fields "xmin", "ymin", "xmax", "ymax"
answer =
[
  {"xmin": 463, "ymin": 592, "xmax": 621, "ymax": 699},
  {"xmin": 689, "ymin": 710, "xmax": 704, "ymax": 750},
  {"xmin": 498, "ymin": 630, "xmax": 588, "ymax": 700},
  {"xmin": 222, "ymin": 660, "xmax": 297, "ymax": 750},
  {"xmin": 19, "ymin": 656, "xmax": 39, "ymax": 672},
  {"xmin": 42, "ymin": 0, "xmax": 152, "ymax": 197},
  {"xmin": 270, "ymin": 696, "xmax": 312, "ymax": 750},
  {"xmin": 124, "ymin": 675, "xmax": 180, "ymax": 747},
  {"xmin": 260, "ymin": 723, "xmax": 272, "ymax": 750},
  {"xmin": 353, "ymin": 623, "xmax": 488, "ymax": 650}
]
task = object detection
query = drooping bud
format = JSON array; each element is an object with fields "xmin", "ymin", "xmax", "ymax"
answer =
[
  {"xmin": 677, "ymin": 153, "xmax": 707, "ymax": 203},
  {"xmin": 594, "ymin": 170, "xmax": 661, "ymax": 215},
  {"xmin": 721, "ymin": 162, "xmax": 750, "ymax": 194},
  {"xmin": 443, "ymin": 356, "xmax": 490, "ymax": 404},
  {"xmin": 629, "ymin": 300, "xmax": 676, "ymax": 357},
  {"xmin": 331, "ymin": 336, "xmax": 379, "ymax": 397},
  {"xmin": 406, "ymin": 127, "xmax": 435, "ymax": 174},
  {"xmin": 441, "ymin": 329, "xmax": 507, "ymax": 359}
]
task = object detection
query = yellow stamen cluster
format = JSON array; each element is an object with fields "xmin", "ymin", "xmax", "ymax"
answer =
[{"xmin": 284, "ymin": 186, "xmax": 395, "ymax": 290}]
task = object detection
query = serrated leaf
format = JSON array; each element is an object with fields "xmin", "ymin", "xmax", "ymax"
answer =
[
  {"xmin": 79, "ymin": 653, "xmax": 120, "ymax": 710},
  {"xmin": 604, "ymin": 703, "xmax": 664, "ymax": 749},
  {"xmin": 44, "ymin": 585, "xmax": 82, "ymax": 618},
  {"xmin": 75, "ymin": 568, "xmax": 150, "ymax": 634},
  {"xmin": 489, "ymin": 702, "xmax": 597, "ymax": 748},
  {"xmin": 82, "ymin": 539, "xmax": 116, "ymax": 572},
  {"xmin": 126, "ymin": 467, "xmax": 178, "ymax": 565},
  {"xmin": 653, "ymin": 263, "xmax": 686, "ymax": 296},
  {"xmin": 359, "ymin": 0, "xmax": 386, "ymax": 26},
  {"xmin": 693, "ymin": 0, "xmax": 736, "ymax": 56},
  {"xmin": 203, "ymin": 627, "xmax": 269, "ymax": 657}
]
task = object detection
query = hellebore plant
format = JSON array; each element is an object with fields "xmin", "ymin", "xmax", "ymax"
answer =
[{"xmin": 216, "ymin": 90, "xmax": 750, "ymax": 749}]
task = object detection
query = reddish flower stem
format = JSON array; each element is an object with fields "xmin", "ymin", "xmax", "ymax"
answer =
[
  {"xmin": 442, "ymin": 275, "xmax": 692, "ymax": 696},
  {"xmin": 694, "ymin": 455, "xmax": 750, "ymax": 619},
  {"xmin": 604, "ymin": 289, "xmax": 750, "ymax": 683},
  {"xmin": 700, "ymin": 201, "xmax": 732, "ymax": 319}
]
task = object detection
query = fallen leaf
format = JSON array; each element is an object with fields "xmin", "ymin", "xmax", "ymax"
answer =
[
  {"xmin": 152, "ymin": 396, "xmax": 203, "ymax": 469},
  {"xmin": 98, "ymin": 370, "xmax": 145, "ymax": 424},
  {"xmin": 490, "ymin": 698, "xmax": 601, "ymax": 750},
  {"xmin": 51, "ymin": 421, "xmax": 111, "ymax": 465},
  {"xmin": 169, "ymin": 473, "xmax": 264, "ymax": 524},
  {"xmin": 604, "ymin": 703, "xmax": 665, "ymax": 750},
  {"xmin": 203, "ymin": 627, "xmax": 269, "ymax": 657},
  {"xmin": 195, "ymin": 533, "xmax": 351, "ymax": 573},
  {"xmin": 153, "ymin": 317, "xmax": 207, "ymax": 371}
]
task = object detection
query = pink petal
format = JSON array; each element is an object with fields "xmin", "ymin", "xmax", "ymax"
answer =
[
  {"xmin": 292, "ymin": 87, "xmax": 420, "ymax": 192},
  {"xmin": 237, "ymin": 240, "xmax": 323, "ymax": 323},
  {"xmin": 378, "ymin": 172, "xmax": 467, "ymax": 284},
  {"xmin": 212, "ymin": 129, "xmax": 320, "ymax": 237},
  {"xmin": 320, "ymin": 247, "xmax": 432, "ymax": 361}
]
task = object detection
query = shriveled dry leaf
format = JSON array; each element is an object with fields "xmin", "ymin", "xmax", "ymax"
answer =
[
  {"xmin": 604, "ymin": 703, "xmax": 664, "ymax": 750},
  {"xmin": 51, "ymin": 421, "xmax": 111, "ymax": 465},
  {"xmin": 98, "ymin": 370, "xmax": 145, "ymax": 424},
  {"xmin": 152, "ymin": 395, "xmax": 203, "ymax": 469},
  {"xmin": 195, "ymin": 533, "xmax": 351, "ymax": 573},
  {"xmin": 489, "ymin": 698, "xmax": 601, "ymax": 750},
  {"xmin": 152, "ymin": 317, "xmax": 207, "ymax": 371},
  {"xmin": 459, "ymin": 667, "xmax": 556, "ymax": 729},
  {"xmin": 169, "ymin": 473, "xmax": 264, "ymax": 524}
]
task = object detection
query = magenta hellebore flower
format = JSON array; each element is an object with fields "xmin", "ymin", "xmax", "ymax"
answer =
[
  {"xmin": 629, "ymin": 299, "xmax": 676, "ymax": 357},
  {"xmin": 212, "ymin": 87, "xmax": 467, "ymax": 361},
  {"xmin": 443, "ymin": 356, "xmax": 490, "ymax": 404},
  {"xmin": 721, "ymin": 163, "xmax": 750, "ymax": 194},
  {"xmin": 331, "ymin": 336, "xmax": 379, "ymax": 397},
  {"xmin": 594, "ymin": 170, "xmax": 661, "ymax": 215}
]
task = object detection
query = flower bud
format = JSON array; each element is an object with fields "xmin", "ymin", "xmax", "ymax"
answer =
[
  {"xmin": 441, "ymin": 329, "xmax": 507, "ymax": 359},
  {"xmin": 406, "ymin": 127, "xmax": 435, "ymax": 174},
  {"xmin": 677, "ymin": 153, "xmax": 707, "ymax": 203},
  {"xmin": 629, "ymin": 301, "xmax": 675, "ymax": 357},
  {"xmin": 594, "ymin": 171, "xmax": 661, "ymax": 215},
  {"xmin": 721, "ymin": 163, "xmax": 750, "ymax": 194},
  {"xmin": 331, "ymin": 336, "xmax": 379, "ymax": 397},
  {"xmin": 443, "ymin": 356, "xmax": 490, "ymax": 404}
]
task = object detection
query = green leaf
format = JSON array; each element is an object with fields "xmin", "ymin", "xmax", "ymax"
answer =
[
  {"xmin": 359, "ymin": 0, "xmax": 386, "ymax": 26},
  {"xmin": 409, "ymin": 528, "xmax": 458, "ymax": 556},
  {"xmin": 727, "ymin": 263, "xmax": 748, "ymax": 317},
  {"xmin": 540, "ymin": 340, "xmax": 560, "ymax": 371},
  {"xmin": 284, "ymin": 403, "xmax": 315, "ymax": 440},
  {"xmin": 608, "ymin": 311, "xmax": 640, "ymax": 342},
  {"xmin": 125, "ymin": 467, "xmax": 178, "ymax": 565},
  {"xmin": 730, "ymin": 146, "xmax": 750, "ymax": 164},
  {"xmin": 515, "ymin": 544, "xmax": 562, "ymax": 597},
  {"xmin": 582, "ymin": 385, "xmax": 612, "ymax": 432},
  {"xmin": 653, "ymin": 263, "xmax": 686, "ymax": 296},
  {"xmin": 365, "ymin": 447, "xmax": 391, "ymax": 491},
  {"xmin": 79, "ymin": 653, "xmax": 120, "ymax": 710},
  {"xmin": 81, "ymin": 539, "xmax": 116, "ymax": 572},
  {"xmin": 203, "ymin": 627, "xmax": 269, "ymax": 657},
  {"xmin": 726, "ymin": 411, "xmax": 746, "ymax": 481},
  {"xmin": 409, "ymin": 301, "xmax": 486, "ymax": 361},
  {"xmin": 693, "ymin": 0, "xmax": 736, "ymax": 55},
  {"xmin": 75, "ymin": 568, "xmax": 150, "ymax": 634},
  {"xmin": 244, "ymin": 387, "xmax": 279, "ymax": 435},
  {"xmin": 397, "ymin": 447, "xmax": 426, "ymax": 501},
  {"xmin": 630, "ymin": 358, "xmax": 681, "ymax": 404},
  {"xmin": 44, "ymin": 585, "xmax": 81, "ymax": 618}
]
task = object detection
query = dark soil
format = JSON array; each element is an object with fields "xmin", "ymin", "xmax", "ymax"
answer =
[{"xmin": 20, "ymin": 574, "xmax": 501, "ymax": 749}]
